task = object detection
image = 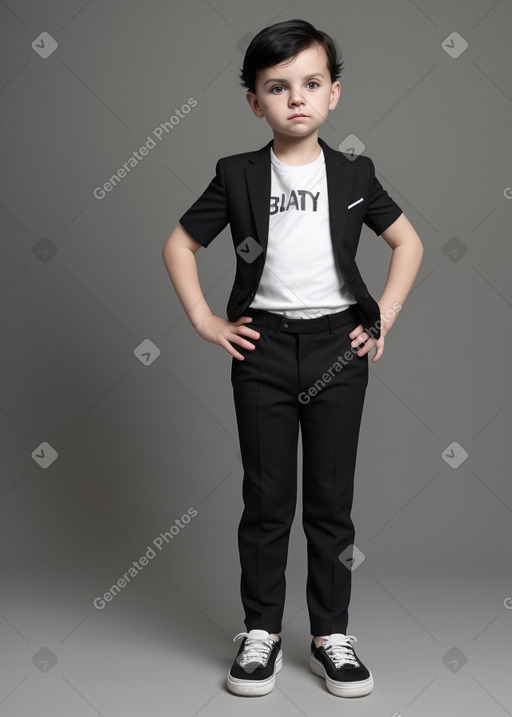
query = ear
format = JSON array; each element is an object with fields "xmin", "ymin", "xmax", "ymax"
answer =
[
  {"xmin": 245, "ymin": 91, "xmax": 265, "ymax": 118},
  {"xmin": 329, "ymin": 81, "xmax": 341, "ymax": 110}
]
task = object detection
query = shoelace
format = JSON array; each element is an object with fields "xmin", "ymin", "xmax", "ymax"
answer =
[
  {"xmin": 321, "ymin": 634, "xmax": 360, "ymax": 668},
  {"xmin": 233, "ymin": 631, "xmax": 277, "ymax": 667}
]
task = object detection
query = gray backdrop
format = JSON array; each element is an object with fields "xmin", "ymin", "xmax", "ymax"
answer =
[{"xmin": 1, "ymin": 1, "xmax": 511, "ymax": 715}]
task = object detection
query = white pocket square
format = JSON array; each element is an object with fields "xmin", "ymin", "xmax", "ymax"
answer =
[{"xmin": 347, "ymin": 197, "xmax": 364, "ymax": 209}]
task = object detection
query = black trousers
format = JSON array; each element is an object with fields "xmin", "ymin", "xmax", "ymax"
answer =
[{"xmin": 230, "ymin": 305, "xmax": 369, "ymax": 637}]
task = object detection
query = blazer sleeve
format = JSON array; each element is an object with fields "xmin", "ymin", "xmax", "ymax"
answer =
[
  {"xmin": 178, "ymin": 158, "xmax": 229, "ymax": 248},
  {"xmin": 363, "ymin": 157, "xmax": 403, "ymax": 236}
]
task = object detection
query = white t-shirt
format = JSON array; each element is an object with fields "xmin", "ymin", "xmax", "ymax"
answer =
[{"xmin": 249, "ymin": 145, "xmax": 357, "ymax": 318}]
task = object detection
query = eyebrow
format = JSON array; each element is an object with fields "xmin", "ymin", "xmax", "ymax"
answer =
[{"xmin": 263, "ymin": 73, "xmax": 325, "ymax": 86}]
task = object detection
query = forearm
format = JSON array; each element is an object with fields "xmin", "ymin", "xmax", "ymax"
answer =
[
  {"xmin": 162, "ymin": 243, "xmax": 213, "ymax": 331},
  {"xmin": 377, "ymin": 241, "xmax": 423, "ymax": 334}
]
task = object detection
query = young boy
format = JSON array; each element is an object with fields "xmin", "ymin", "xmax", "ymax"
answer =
[{"xmin": 162, "ymin": 18, "xmax": 423, "ymax": 699}]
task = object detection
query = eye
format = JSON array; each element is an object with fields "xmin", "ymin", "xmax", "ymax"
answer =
[
  {"xmin": 270, "ymin": 85, "xmax": 284, "ymax": 94},
  {"xmin": 306, "ymin": 81, "xmax": 319, "ymax": 89}
]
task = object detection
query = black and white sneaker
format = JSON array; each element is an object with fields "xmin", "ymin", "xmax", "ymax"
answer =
[
  {"xmin": 226, "ymin": 629, "xmax": 283, "ymax": 696},
  {"xmin": 310, "ymin": 633, "xmax": 374, "ymax": 697}
]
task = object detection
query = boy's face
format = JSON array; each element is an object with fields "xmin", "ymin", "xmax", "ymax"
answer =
[{"xmin": 246, "ymin": 44, "xmax": 340, "ymax": 139}]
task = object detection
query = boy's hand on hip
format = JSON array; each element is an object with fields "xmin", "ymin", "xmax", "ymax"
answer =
[
  {"xmin": 349, "ymin": 324, "xmax": 387, "ymax": 363},
  {"xmin": 195, "ymin": 315, "xmax": 260, "ymax": 361}
]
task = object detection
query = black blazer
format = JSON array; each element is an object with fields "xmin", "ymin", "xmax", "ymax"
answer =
[{"xmin": 179, "ymin": 136, "xmax": 403, "ymax": 340}]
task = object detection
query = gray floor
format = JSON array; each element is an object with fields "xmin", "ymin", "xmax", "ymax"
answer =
[{"xmin": 1, "ymin": 564, "xmax": 511, "ymax": 716}]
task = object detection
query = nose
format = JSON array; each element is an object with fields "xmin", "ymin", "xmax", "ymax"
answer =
[{"xmin": 288, "ymin": 86, "xmax": 306, "ymax": 106}]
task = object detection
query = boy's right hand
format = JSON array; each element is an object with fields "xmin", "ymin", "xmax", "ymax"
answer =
[{"xmin": 194, "ymin": 315, "xmax": 260, "ymax": 361}]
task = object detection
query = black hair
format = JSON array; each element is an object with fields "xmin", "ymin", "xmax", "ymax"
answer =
[{"xmin": 239, "ymin": 19, "xmax": 344, "ymax": 95}]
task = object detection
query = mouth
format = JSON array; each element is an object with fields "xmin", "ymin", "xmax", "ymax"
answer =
[{"xmin": 289, "ymin": 114, "xmax": 308, "ymax": 119}]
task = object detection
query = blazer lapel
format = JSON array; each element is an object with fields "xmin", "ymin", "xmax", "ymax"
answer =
[
  {"xmin": 244, "ymin": 139, "xmax": 273, "ymax": 256},
  {"xmin": 319, "ymin": 137, "xmax": 354, "ymax": 263},
  {"xmin": 244, "ymin": 136, "xmax": 354, "ymax": 259}
]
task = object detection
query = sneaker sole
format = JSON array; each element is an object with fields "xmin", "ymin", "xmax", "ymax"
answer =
[
  {"xmin": 310, "ymin": 654, "xmax": 374, "ymax": 697},
  {"xmin": 226, "ymin": 650, "xmax": 283, "ymax": 697}
]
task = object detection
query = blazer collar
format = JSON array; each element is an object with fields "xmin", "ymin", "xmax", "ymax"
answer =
[{"xmin": 245, "ymin": 136, "xmax": 354, "ymax": 256}]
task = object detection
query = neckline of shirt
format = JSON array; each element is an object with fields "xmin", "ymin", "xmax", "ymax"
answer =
[{"xmin": 270, "ymin": 145, "xmax": 324, "ymax": 172}]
